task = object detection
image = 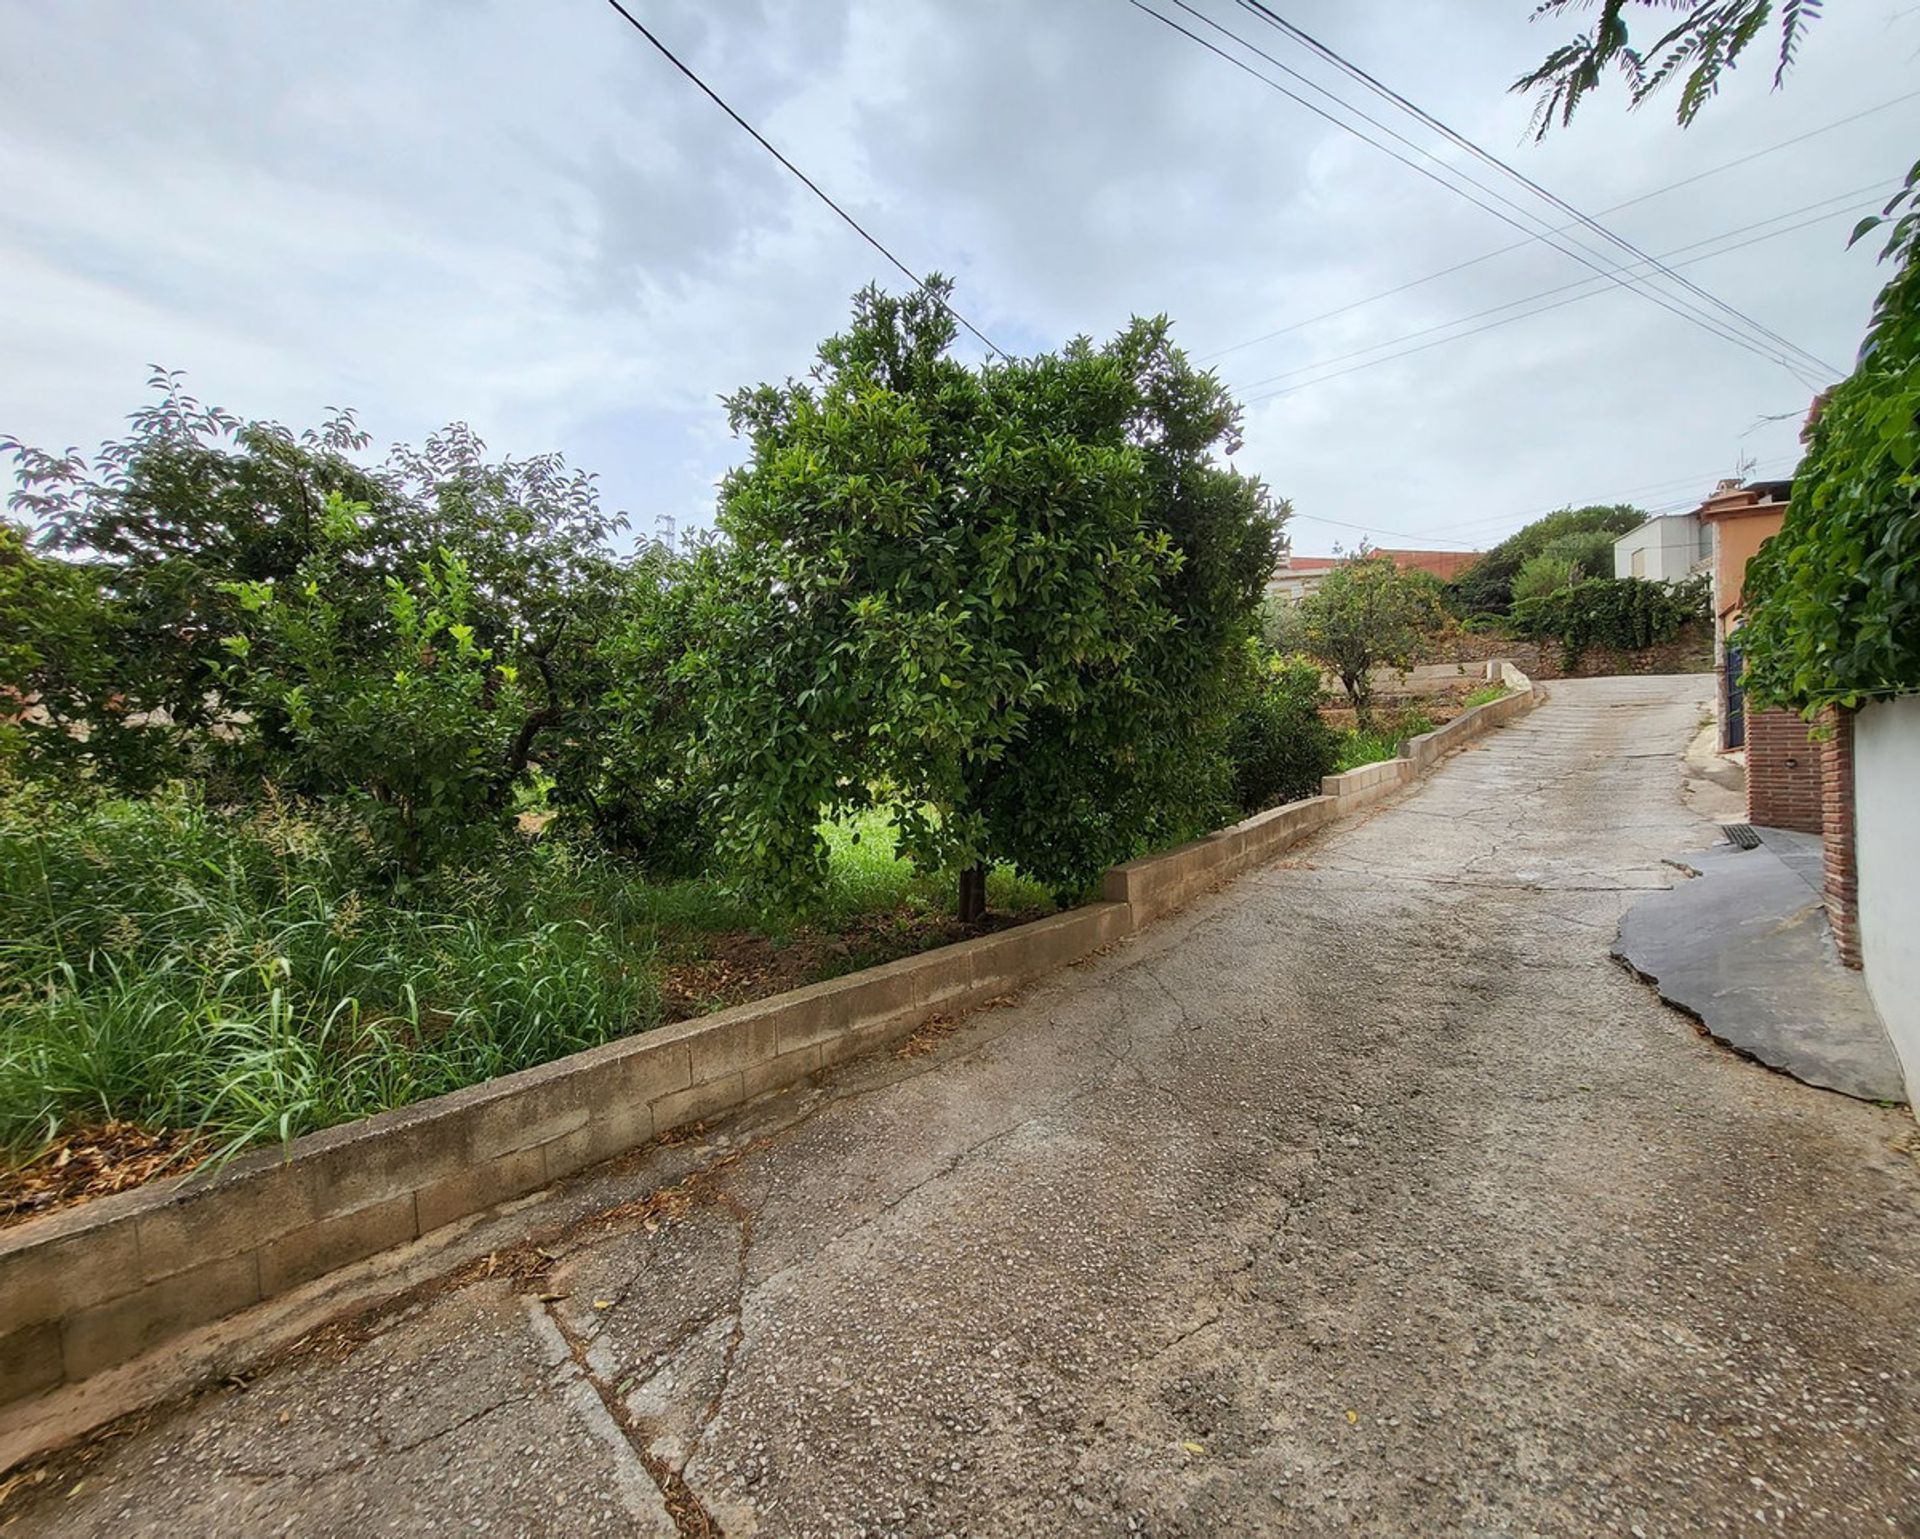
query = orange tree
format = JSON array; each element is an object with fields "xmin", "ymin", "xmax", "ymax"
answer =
[{"xmin": 686, "ymin": 281, "xmax": 1282, "ymax": 919}]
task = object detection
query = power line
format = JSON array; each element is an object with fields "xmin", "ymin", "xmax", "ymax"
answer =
[
  {"xmin": 1232, "ymin": 0, "xmax": 1838, "ymax": 379},
  {"xmin": 1125, "ymin": 0, "xmax": 1827, "ymax": 388},
  {"xmin": 1239, "ymin": 192, "xmax": 1872, "ymax": 405},
  {"xmin": 1197, "ymin": 88, "xmax": 1920, "ymax": 365},
  {"xmin": 1236, "ymin": 185, "xmax": 1889, "ymax": 397},
  {"xmin": 598, "ymin": 0, "xmax": 1007, "ymax": 358},
  {"xmin": 1285, "ymin": 454, "xmax": 1798, "ymax": 551}
]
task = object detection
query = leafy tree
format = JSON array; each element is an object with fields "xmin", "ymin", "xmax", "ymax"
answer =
[
  {"xmin": 691, "ymin": 280, "xmax": 1283, "ymax": 919},
  {"xmin": 1514, "ymin": 0, "xmax": 1825, "ymax": 137},
  {"xmin": 1448, "ymin": 504, "xmax": 1644, "ymax": 615},
  {"xmin": 1510, "ymin": 526, "xmax": 1620, "ymax": 601},
  {"xmin": 543, "ymin": 539, "xmax": 714, "ymax": 876},
  {"xmin": 0, "ymin": 521, "xmax": 118, "ymax": 779},
  {"xmin": 215, "ymin": 497, "xmax": 541, "ymax": 876},
  {"xmin": 1299, "ymin": 552, "xmax": 1445, "ymax": 722},
  {"xmin": 1741, "ymin": 172, "xmax": 1920, "ymax": 713},
  {"xmin": 1, "ymin": 372, "xmax": 623, "ymax": 796},
  {"xmin": 1225, "ymin": 645, "xmax": 1338, "ymax": 813}
]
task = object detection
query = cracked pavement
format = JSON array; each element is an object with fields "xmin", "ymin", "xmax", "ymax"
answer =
[{"xmin": 9, "ymin": 676, "xmax": 1920, "ymax": 1537}]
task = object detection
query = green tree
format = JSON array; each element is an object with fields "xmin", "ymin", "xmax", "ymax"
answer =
[
  {"xmin": 691, "ymin": 280, "xmax": 1283, "ymax": 919},
  {"xmin": 1741, "ymin": 175, "xmax": 1920, "ymax": 713},
  {"xmin": 1299, "ymin": 552, "xmax": 1445, "ymax": 723},
  {"xmin": 215, "ymin": 497, "xmax": 541, "ymax": 876},
  {"xmin": 2, "ymin": 372, "xmax": 622, "ymax": 796},
  {"xmin": 1514, "ymin": 0, "xmax": 1824, "ymax": 137},
  {"xmin": 1448, "ymin": 504, "xmax": 1644, "ymax": 615}
]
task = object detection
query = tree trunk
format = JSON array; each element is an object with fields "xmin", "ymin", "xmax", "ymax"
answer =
[{"xmin": 958, "ymin": 864, "xmax": 988, "ymax": 926}]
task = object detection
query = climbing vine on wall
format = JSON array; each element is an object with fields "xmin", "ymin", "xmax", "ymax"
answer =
[{"xmin": 1741, "ymin": 164, "xmax": 1920, "ymax": 714}]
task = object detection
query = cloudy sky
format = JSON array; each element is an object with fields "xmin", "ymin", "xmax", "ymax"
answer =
[{"xmin": 2, "ymin": 0, "xmax": 1915, "ymax": 556}]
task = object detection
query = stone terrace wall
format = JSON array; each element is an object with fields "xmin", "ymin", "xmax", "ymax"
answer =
[{"xmin": 1417, "ymin": 623, "xmax": 1712, "ymax": 681}]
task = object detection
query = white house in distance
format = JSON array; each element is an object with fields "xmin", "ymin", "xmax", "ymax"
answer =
[{"xmin": 1612, "ymin": 511, "xmax": 1712, "ymax": 582}]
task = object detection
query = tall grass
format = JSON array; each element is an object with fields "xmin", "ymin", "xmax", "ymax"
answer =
[
  {"xmin": 0, "ymin": 790, "xmax": 657, "ymax": 1158},
  {"xmin": 1334, "ymin": 709, "xmax": 1437, "ymax": 772},
  {"xmin": 0, "ymin": 794, "xmax": 1054, "ymax": 1163}
]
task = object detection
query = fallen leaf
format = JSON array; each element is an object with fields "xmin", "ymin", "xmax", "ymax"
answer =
[
  {"xmin": 1181, "ymin": 1440, "xmax": 1205, "ymax": 1454},
  {"xmin": 277, "ymin": 1410, "xmax": 291, "ymax": 1427},
  {"xmin": 593, "ymin": 1298, "xmax": 615, "ymax": 1311},
  {"xmin": 1345, "ymin": 1409, "xmax": 1359, "ymax": 1426},
  {"xmin": 536, "ymin": 1292, "xmax": 569, "ymax": 1303}
]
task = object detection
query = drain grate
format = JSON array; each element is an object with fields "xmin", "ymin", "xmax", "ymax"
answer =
[{"xmin": 1722, "ymin": 823, "xmax": 1762, "ymax": 850}]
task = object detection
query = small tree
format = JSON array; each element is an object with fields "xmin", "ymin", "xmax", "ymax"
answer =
[
  {"xmin": 1300, "ymin": 552, "xmax": 1444, "ymax": 722},
  {"xmin": 692, "ymin": 280, "xmax": 1282, "ymax": 919}
]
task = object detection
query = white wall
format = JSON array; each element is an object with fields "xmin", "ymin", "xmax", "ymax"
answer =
[
  {"xmin": 1856, "ymin": 692, "xmax": 1920, "ymax": 1107},
  {"xmin": 1613, "ymin": 514, "xmax": 1707, "ymax": 582}
]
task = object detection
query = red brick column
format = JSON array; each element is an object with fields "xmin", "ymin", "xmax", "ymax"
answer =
[
  {"xmin": 1746, "ymin": 708, "xmax": 1824, "ymax": 833},
  {"xmin": 1820, "ymin": 705, "xmax": 1862, "ymax": 969}
]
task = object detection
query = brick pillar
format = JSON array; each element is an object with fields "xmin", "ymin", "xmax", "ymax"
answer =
[
  {"xmin": 1821, "ymin": 705, "xmax": 1862, "ymax": 969},
  {"xmin": 1745, "ymin": 708, "xmax": 1824, "ymax": 833}
]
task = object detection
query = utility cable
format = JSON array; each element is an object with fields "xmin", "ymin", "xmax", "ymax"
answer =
[
  {"xmin": 1240, "ymin": 193, "xmax": 1872, "ymax": 405},
  {"xmin": 1127, "ymin": 0, "xmax": 1825, "ymax": 387},
  {"xmin": 1196, "ymin": 88, "xmax": 1920, "ymax": 364},
  {"xmin": 1233, "ymin": 0, "xmax": 1839, "ymax": 378},
  {"xmin": 599, "ymin": 0, "xmax": 1007, "ymax": 357},
  {"xmin": 1237, "ymin": 185, "xmax": 1888, "ymax": 396}
]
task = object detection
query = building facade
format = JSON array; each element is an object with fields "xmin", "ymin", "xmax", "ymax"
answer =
[
  {"xmin": 1611, "ymin": 512, "xmax": 1711, "ymax": 582},
  {"xmin": 1265, "ymin": 546, "xmax": 1481, "ymax": 605}
]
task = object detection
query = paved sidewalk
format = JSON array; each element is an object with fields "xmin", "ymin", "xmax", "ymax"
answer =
[
  {"xmin": 1616, "ymin": 827, "xmax": 1904, "ymax": 1101},
  {"xmin": 8, "ymin": 677, "xmax": 1919, "ymax": 1537}
]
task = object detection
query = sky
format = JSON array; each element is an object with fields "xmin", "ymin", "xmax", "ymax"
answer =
[{"xmin": 2, "ymin": 0, "xmax": 1915, "ymax": 557}]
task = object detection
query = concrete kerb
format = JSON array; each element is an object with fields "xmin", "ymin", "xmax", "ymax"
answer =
[{"xmin": 0, "ymin": 663, "xmax": 1542, "ymax": 1427}]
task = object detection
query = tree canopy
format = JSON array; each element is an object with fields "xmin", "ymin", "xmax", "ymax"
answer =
[
  {"xmin": 688, "ymin": 280, "xmax": 1284, "ymax": 914},
  {"xmin": 1447, "ymin": 505, "xmax": 1645, "ymax": 616},
  {"xmin": 1299, "ymin": 552, "xmax": 1445, "ymax": 721}
]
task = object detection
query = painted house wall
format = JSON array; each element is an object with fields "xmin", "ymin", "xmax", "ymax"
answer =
[
  {"xmin": 1855, "ymin": 692, "xmax": 1920, "ymax": 1106},
  {"xmin": 1612, "ymin": 514, "xmax": 1708, "ymax": 582}
]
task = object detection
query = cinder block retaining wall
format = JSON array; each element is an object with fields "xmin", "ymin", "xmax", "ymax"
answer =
[{"xmin": 0, "ymin": 669, "xmax": 1540, "ymax": 1415}]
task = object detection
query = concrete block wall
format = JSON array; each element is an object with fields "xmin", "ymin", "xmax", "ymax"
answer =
[
  {"xmin": 1746, "ymin": 707, "xmax": 1824, "ymax": 833},
  {"xmin": 0, "ymin": 668, "xmax": 1541, "ymax": 1416}
]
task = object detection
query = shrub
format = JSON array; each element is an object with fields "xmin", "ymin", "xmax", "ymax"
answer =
[
  {"xmin": 1448, "ymin": 505, "xmax": 1645, "ymax": 615},
  {"xmin": 1507, "ymin": 575, "xmax": 1707, "ymax": 665},
  {"xmin": 1226, "ymin": 649, "xmax": 1338, "ymax": 813},
  {"xmin": 1335, "ymin": 708, "xmax": 1436, "ymax": 771}
]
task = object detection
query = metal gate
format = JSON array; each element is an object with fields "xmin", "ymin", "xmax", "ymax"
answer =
[{"xmin": 1725, "ymin": 637, "xmax": 1745, "ymax": 749}]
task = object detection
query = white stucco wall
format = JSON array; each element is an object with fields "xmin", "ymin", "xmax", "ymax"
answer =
[
  {"xmin": 1855, "ymin": 692, "xmax": 1920, "ymax": 1107},
  {"xmin": 1613, "ymin": 514, "xmax": 1708, "ymax": 582}
]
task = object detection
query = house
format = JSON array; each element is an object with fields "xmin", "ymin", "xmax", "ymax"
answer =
[
  {"xmin": 1695, "ymin": 477, "xmax": 1813, "ymax": 825},
  {"xmin": 1611, "ymin": 511, "xmax": 1711, "ymax": 582},
  {"xmin": 1265, "ymin": 546, "xmax": 1481, "ymax": 605}
]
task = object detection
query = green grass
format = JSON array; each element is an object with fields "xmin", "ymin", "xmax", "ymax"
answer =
[
  {"xmin": 1333, "ymin": 709, "xmax": 1437, "ymax": 772},
  {"xmin": 1461, "ymin": 682, "xmax": 1512, "ymax": 709},
  {"xmin": 0, "ymin": 793, "xmax": 1052, "ymax": 1164}
]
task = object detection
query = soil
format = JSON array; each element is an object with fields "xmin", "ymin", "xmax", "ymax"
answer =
[
  {"xmin": 0, "ymin": 1122, "xmax": 205, "ymax": 1231},
  {"xmin": 656, "ymin": 904, "xmax": 1041, "ymax": 1023}
]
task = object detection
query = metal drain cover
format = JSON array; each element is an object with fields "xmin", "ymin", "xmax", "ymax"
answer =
[{"xmin": 1722, "ymin": 823, "xmax": 1762, "ymax": 850}]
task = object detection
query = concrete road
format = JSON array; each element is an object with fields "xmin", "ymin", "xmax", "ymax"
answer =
[{"xmin": 10, "ymin": 677, "xmax": 1919, "ymax": 1537}]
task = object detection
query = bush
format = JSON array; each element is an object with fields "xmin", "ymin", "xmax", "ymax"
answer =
[
  {"xmin": 1299, "ymin": 552, "xmax": 1445, "ymax": 721},
  {"xmin": 1448, "ymin": 505, "xmax": 1645, "ymax": 615},
  {"xmin": 1226, "ymin": 650, "xmax": 1338, "ymax": 813},
  {"xmin": 1507, "ymin": 575, "xmax": 1707, "ymax": 665},
  {"xmin": 1334, "ymin": 708, "xmax": 1436, "ymax": 771}
]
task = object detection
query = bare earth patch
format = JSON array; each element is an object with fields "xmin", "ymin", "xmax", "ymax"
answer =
[{"xmin": 0, "ymin": 1122, "xmax": 205, "ymax": 1230}]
